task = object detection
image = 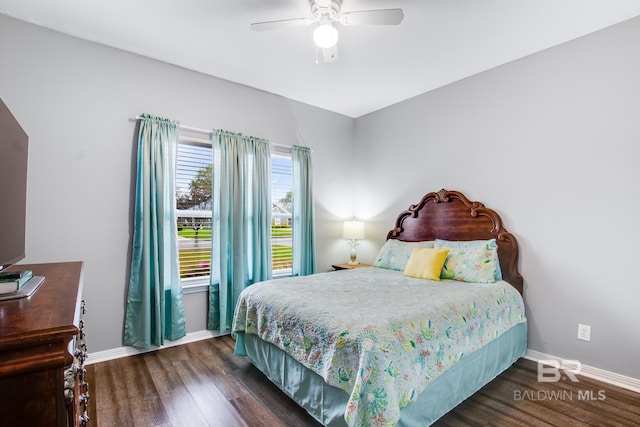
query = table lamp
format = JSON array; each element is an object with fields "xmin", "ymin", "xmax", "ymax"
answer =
[{"xmin": 343, "ymin": 220, "xmax": 365, "ymax": 264}]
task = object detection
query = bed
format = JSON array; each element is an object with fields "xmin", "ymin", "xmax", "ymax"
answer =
[{"xmin": 232, "ymin": 189, "xmax": 527, "ymax": 426}]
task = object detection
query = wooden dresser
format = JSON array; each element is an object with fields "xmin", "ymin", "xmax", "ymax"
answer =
[{"xmin": 0, "ymin": 262, "xmax": 88, "ymax": 426}]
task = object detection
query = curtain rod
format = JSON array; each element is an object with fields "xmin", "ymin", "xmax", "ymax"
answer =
[{"xmin": 129, "ymin": 116, "xmax": 295, "ymax": 151}]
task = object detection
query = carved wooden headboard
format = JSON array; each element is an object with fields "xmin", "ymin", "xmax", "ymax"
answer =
[{"xmin": 387, "ymin": 189, "xmax": 523, "ymax": 295}]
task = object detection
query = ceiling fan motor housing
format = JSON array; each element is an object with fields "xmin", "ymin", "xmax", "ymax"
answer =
[{"xmin": 310, "ymin": 0, "xmax": 342, "ymax": 20}]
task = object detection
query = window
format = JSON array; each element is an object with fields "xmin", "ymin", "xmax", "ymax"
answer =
[
  {"xmin": 176, "ymin": 131, "xmax": 212, "ymax": 285},
  {"xmin": 271, "ymin": 150, "xmax": 293, "ymax": 276},
  {"xmin": 175, "ymin": 131, "xmax": 293, "ymax": 285}
]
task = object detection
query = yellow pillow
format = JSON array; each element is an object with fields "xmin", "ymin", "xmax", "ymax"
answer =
[{"xmin": 403, "ymin": 247, "xmax": 450, "ymax": 281}]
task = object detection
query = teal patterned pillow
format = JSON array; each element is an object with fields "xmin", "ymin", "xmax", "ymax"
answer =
[
  {"xmin": 433, "ymin": 239, "xmax": 501, "ymax": 283},
  {"xmin": 373, "ymin": 239, "xmax": 435, "ymax": 271}
]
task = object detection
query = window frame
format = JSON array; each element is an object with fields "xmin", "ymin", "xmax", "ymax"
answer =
[
  {"xmin": 271, "ymin": 150, "xmax": 293, "ymax": 278},
  {"xmin": 176, "ymin": 131, "xmax": 214, "ymax": 294}
]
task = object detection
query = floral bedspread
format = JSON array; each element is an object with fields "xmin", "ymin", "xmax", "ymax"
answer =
[{"xmin": 232, "ymin": 267, "xmax": 526, "ymax": 427}]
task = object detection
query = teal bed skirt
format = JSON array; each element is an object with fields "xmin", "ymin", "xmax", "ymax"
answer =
[{"xmin": 239, "ymin": 321, "xmax": 527, "ymax": 426}]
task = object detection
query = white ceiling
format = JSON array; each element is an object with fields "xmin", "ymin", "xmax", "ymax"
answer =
[{"xmin": 2, "ymin": 0, "xmax": 640, "ymax": 118}]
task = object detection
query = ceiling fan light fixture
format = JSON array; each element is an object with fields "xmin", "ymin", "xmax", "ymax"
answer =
[{"xmin": 313, "ymin": 23, "xmax": 339, "ymax": 48}]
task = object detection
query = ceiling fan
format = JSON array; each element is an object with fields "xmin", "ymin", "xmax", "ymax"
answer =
[{"xmin": 250, "ymin": 0, "xmax": 404, "ymax": 63}]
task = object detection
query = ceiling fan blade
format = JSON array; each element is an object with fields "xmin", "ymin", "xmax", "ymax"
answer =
[
  {"xmin": 339, "ymin": 9, "xmax": 404, "ymax": 26},
  {"xmin": 250, "ymin": 17, "xmax": 314, "ymax": 32}
]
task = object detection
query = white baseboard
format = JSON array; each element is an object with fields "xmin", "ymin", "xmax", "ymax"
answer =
[
  {"xmin": 85, "ymin": 330, "xmax": 224, "ymax": 365},
  {"xmin": 524, "ymin": 349, "xmax": 640, "ymax": 394}
]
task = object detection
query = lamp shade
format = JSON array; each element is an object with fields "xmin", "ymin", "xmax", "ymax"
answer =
[
  {"xmin": 313, "ymin": 24, "xmax": 339, "ymax": 49},
  {"xmin": 343, "ymin": 220, "xmax": 365, "ymax": 240}
]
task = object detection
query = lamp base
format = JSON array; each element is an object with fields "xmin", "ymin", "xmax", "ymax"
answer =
[{"xmin": 347, "ymin": 238, "xmax": 360, "ymax": 265}]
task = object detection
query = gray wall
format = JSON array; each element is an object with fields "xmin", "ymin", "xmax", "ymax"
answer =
[
  {"xmin": 2, "ymin": 13, "xmax": 639, "ymax": 380},
  {"xmin": 353, "ymin": 16, "xmax": 640, "ymax": 378},
  {"xmin": 0, "ymin": 15, "xmax": 355, "ymax": 352}
]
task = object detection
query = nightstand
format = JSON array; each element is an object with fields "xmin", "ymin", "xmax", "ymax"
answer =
[{"xmin": 331, "ymin": 263, "xmax": 372, "ymax": 270}]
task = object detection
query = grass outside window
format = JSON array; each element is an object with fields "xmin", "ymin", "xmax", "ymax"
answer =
[{"xmin": 178, "ymin": 226, "xmax": 293, "ymax": 278}]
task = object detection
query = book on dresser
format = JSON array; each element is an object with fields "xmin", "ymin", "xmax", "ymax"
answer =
[{"xmin": 0, "ymin": 269, "xmax": 33, "ymax": 293}]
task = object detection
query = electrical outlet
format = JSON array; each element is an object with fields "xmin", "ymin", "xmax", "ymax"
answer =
[{"xmin": 577, "ymin": 324, "xmax": 591, "ymax": 342}]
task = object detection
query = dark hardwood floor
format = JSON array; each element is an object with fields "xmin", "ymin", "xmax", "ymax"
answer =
[{"xmin": 86, "ymin": 335, "xmax": 640, "ymax": 426}]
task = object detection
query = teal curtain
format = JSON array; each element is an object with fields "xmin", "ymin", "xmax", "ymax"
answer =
[
  {"xmin": 208, "ymin": 130, "xmax": 272, "ymax": 332},
  {"xmin": 124, "ymin": 114, "xmax": 186, "ymax": 348},
  {"xmin": 291, "ymin": 145, "xmax": 316, "ymax": 276}
]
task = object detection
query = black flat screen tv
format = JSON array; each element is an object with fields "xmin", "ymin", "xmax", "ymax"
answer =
[{"xmin": 0, "ymin": 97, "xmax": 28, "ymax": 271}]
